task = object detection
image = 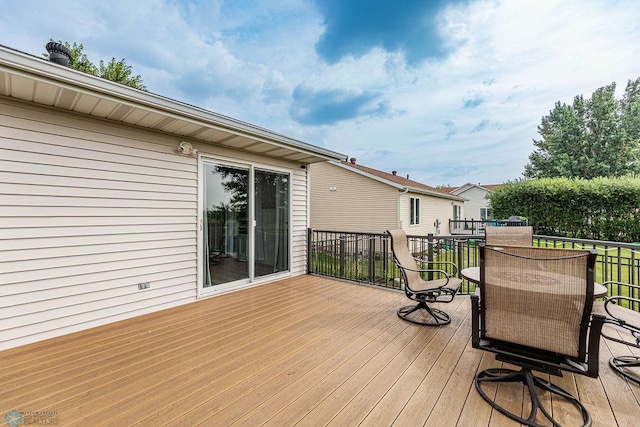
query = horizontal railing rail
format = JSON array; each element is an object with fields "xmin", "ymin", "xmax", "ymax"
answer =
[
  {"xmin": 449, "ymin": 218, "xmax": 528, "ymax": 235},
  {"xmin": 307, "ymin": 229, "xmax": 640, "ymax": 312}
]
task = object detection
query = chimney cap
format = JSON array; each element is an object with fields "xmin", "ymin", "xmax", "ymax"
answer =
[{"xmin": 45, "ymin": 42, "xmax": 72, "ymax": 67}]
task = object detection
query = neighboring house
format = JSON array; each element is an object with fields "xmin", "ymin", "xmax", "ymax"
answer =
[
  {"xmin": 444, "ymin": 183, "xmax": 502, "ymax": 220},
  {"xmin": 309, "ymin": 158, "xmax": 465, "ymax": 235},
  {"xmin": 0, "ymin": 44, "xmax": 345, "ymax": 351}
]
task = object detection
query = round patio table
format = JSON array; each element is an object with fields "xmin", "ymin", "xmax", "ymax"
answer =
[{"xmin": 460, "ymin": 266, "xmax": 607, "ymax": 298}]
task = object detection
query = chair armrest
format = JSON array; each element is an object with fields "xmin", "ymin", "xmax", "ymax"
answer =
[
  {"xmin": 603, "ymin": 296, "xmax": 640, "ymax": 333},
  {"xmin": 601, "ymin": 281, "xmax": 640, "ymax": 294},
  {"xmin": 586, "ymin": 312, "xmax": 607, "ymax": 377},
  {"xmin": 414, "ymin": 258, "xmax": 459, "ymax": 276},
  {"xmin": 394, "ymin": 261, "xmax": 452, "ymax": 279},
  {"xmin": 471, "ymin": 293, "xmax": 480, "ymax": 348}
]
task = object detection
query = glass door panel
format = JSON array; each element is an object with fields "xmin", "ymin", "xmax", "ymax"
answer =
[
  {"xmin": 254, "ymin": 170, "xmax": 289, "ymax": 278},
  {"xmin": 203, "ymin": 162, "xmax": 249, "ymax": 287}
]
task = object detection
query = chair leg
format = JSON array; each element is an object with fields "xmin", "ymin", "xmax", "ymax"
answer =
[
  {"xmin": 397, "ymin": 301, "xmax": 451, "ymax": 326},
  {"xmin": 474, "ymin": 368, "xmax": 592, "ymax": 427},
  {"xmin": 610, "ymin": 355, "xmax": 640, "ymax": 385}
]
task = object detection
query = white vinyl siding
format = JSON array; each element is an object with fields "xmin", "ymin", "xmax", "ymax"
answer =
[
  {"xmin": 0, "ymin": 99, "xmax": 308, "ymax": 350},
  {"xmin": 400, "ymin": 192, "xmax": 462, "ymax": 235},
  {"xmin": 455, "ymin": 186, "xmax": 491, "ymax": 220},
  {"xmin": 290, "ymin": 167, "xmax": 308, "ymax": 275}
]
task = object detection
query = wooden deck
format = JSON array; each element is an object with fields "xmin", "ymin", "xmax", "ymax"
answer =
[{"xmin": 1, "ymin": 275, "xmax": 639, "ymax": 426}]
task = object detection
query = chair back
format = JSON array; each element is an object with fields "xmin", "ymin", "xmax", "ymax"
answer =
[
  {"xmin": 387, "ymin": 229, "xmax": 421, "ymax": 285},
  {"xmin": 479, "ymin": 245, "xmax": 597, "ymax": 360},
  {"xmin": 485, "ymin": 225, "xmax": 533, "ymax": 247}
]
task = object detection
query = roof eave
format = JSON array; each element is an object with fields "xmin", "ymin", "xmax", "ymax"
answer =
[
  {"xmin": 0, "ymin": 44, "xmax": 345, "ymax": 164},
  {"xmin": 329, "ymin": 161, "xmax": 465, "ymax": 202}
]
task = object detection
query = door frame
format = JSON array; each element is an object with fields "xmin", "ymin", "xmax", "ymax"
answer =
[{"xmin": 197, "ymin": 153, "xmax": 293, "ymax": 298}]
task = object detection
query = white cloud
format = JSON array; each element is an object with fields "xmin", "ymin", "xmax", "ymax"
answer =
[{"xmin": 0, "ymin": 0, "xmax": 638, "ymax": 186}]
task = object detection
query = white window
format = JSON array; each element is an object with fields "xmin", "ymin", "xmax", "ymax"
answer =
[
  {"xmin": 410, "ymin": 197, "xmax": 420, "ymax": 225},
  {"xmin": 453, "ymin": 204, "xmax": 461, "ymax": 221},
  {"xmin": 480, "ymin": 207, "xmax": 492, "ymax": 220}
]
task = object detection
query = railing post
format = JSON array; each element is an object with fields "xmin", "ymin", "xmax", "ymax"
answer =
[
  {"xmin": 339, "ymin": 235, "xmax": 345, "ymax": 278},
  {"xmin": 307, "ymin": 228, "xmax": 313, "ymax": 274},
  {"xmin": 369, "ymin": 236, "xmax": 375, "ymax": 284},
  {"xmin": 354, "ymin": 235, "xmax": 359, "ymax": 280},
  {"xmin": 427, "ymin": 233, "xmax": 434, "ymax": 281},
  {"xmin": 382, "ymin": 237, "xmax": 387, "ymax": 284}
]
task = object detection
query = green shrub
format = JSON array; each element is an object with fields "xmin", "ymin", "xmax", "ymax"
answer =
[{"xmin": 489, "ymin": 176, "xmax": 640, "ymax": 242}]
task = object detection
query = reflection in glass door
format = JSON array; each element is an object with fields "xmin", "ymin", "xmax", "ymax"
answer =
[
  {"xmin": 254, "ymin": 170, "xmax": 289, "ymax": 278},
  {"xmin": 203, "ymin": 162, "xmax": 249, "ymax": 287}
]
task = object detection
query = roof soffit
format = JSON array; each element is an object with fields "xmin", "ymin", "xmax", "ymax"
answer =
[{"xmin": 0, "ymin": 45, "xmax": 345, "ymax": 164}]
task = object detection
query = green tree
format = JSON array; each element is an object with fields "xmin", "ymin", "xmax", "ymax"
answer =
[
  {"xmin": 63, "ymin": 41, "xmax": 98, "ymax": 75},
  {"xmin": 46, "ymin": 40, "xmax": 147, "ymax": 91},
  {"xmin": 98, "ymin": 57, "xmax": 147, "ymax": 90},
  {"xmin": 524, "ymin": 78, "xmax": 640, "ymax": 179}
]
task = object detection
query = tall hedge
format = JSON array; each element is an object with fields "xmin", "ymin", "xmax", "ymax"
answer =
[{"xmin": 488, "ymin": 177, "xmax": 640, "ymax": 242}]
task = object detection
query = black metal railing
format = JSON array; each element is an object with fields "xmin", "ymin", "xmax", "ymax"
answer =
[
  {"xmin": 307, "ymin": 229, "xmax": 640, "ymax": 312},
  {"xmin": 307, "ymin": 229, "xmax": 483, "ymax": 294},
  {"xmin": 534, "ymin": 235, "xmax": 640, "ymax": 311},
  {"xmin": 449, "ymin": 218, "xmax": 529, "ymax": 235}
]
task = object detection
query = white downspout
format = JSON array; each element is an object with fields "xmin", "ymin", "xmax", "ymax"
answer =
[{"xmin": 398, "ymin": 187, "xmax": 409, "ymax": 229}]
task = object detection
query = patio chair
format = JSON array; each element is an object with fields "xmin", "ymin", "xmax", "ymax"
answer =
[
  {"xmin": 471, "ymin": 244, "xmax": 606, "ymax": 427},
  {"xmin": 484, "ymin": 225, "xmax": 533, "ymax": 246},
  {"xmin": 386, "ymin": 229, "xmax": 462, "ymax": 326},
  {"xmin": 593, "ymin": 281, "xmax": 640, "ymax": 385}
]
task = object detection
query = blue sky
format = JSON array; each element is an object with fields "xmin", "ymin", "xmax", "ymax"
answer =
[{"xmin": 0, "ymin": 0, "xmax": 638, "ymax": 186}]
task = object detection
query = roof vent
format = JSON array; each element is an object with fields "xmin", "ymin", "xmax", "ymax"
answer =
[
  {"xmin": 392, "ymin": 171, "xmax": 397, "ymax": 176},
  {"xmin": 349, "ymin": 157, "xmax": 356, "ymax": 164},
  {"xmin": 406, "ymin": 174, "xmax": 410, "ymax": 179},
  {"xmin": 45, "ymin": 42, "xmax": 72, "ymax": 67}
]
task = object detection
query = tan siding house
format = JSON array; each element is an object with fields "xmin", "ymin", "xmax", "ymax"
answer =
[
  {"xmin": 310, "ymin": 162, "xmax": 397, "ymax": 232},
  {"xmin": 0, "ymin": 45, "xmax": 344, "ymax": 351},
  {"xmin": 310, "ymin": 160, "xmax": 464, "ymax": 234}
]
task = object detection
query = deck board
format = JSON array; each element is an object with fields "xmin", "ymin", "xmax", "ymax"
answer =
[{"xmin": 1, "ymin": 275, "xmax": 639, "ymax": 426}]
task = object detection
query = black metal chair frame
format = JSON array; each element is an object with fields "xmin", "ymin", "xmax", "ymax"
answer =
[
  {"xmin": 387, "ymin": 229, "xmax": 461, "ymax": 326},
  {"xmin": 471, "ymin": 244, "xmax": 606, "ymax": 427},
  {"xmin": 599, "ymin": 280, "xmax": 640, "ymax": 385}
]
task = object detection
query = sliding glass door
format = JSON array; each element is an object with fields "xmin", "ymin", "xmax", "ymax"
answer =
[
  {"xmin": 202, "ymin": 160, "xmax": 290, "ymax": 291},
  {"xmin": 254, "ymin": 170, "xmax": 289, "ymax": 278}
]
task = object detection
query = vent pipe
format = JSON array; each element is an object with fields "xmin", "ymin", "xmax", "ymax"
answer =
[{"xmin": 45, "ymin": 42, "xmax": 71, "ymax": 67}]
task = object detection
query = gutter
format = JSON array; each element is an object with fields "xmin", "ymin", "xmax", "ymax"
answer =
[{"xmin": 398, "ymin": 187, "xmax": 409, "ymax": 229}]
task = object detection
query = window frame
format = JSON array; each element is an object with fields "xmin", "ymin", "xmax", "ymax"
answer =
[
  {"xmin": 480, "ymin": 207, "xmax": 492, "ymax": 220},
  {"xmin": 410, "ymin": 196, "xmax": 420, "ymax": 225}
]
